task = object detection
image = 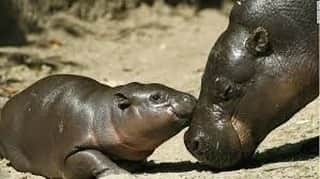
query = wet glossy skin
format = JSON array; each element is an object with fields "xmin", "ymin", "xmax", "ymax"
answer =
[
  {"xmin": 185, "ymin": 0, "xmax": 319, "ymax": 169},
  {"xmin": 0, "ymin": 74, "xmax": 196, "ymax": 179}
]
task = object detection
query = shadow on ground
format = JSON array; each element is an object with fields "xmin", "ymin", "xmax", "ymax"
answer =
[
  {"xmin": 138, "ymin": 136, "xmax": 319, "ymax": 174},
  {"xmin": 252, "ymin": 136, "xmax": 319, "ymax": 166}
]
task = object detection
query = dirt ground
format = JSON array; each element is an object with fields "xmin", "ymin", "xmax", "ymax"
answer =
[{"xmin": 0, "ymin": 3, "xmax": 319, "ymax": 179}]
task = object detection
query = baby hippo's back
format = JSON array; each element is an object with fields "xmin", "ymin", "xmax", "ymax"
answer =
[{"xmin": 0, "ymin": 75, "xmax": 114, "ymax": 177}]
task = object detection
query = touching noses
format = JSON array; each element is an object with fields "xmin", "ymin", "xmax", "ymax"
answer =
[{"xmin": 172, "ymin": 94, "xmax": 197, "ymax": 117}]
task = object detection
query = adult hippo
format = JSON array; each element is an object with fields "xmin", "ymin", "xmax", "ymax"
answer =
[
  {"xmin": 0, "ymin": 74, "xmax": 196, "ymax": 179},
  {"xmin": 185, "ymin": 0, "xmax": 318, "ymax": 169}
]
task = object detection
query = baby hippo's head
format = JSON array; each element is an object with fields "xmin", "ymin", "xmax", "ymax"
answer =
[{"xmin": 111, "ymin": 82, "xmax": 196, "ymax": 161}]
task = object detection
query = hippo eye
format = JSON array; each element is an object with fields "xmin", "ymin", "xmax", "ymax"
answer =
[
  {"xmin": 223, "ymin": 85, "xmax": 232, "ymax": 100},
  {"xmin": 221, "ymin": 84, "xmax": 242, "ymax": 101},
  {"xmin": 223, "ymin": 85, "xmax": 235, "ymax": 100},
  {"xmin": 215, "ymin": 78, "xmax": 242, "ymax": 101},
  {"xmin": 149, "ymin": 92, "xmax": 166, "ymax": 104}
]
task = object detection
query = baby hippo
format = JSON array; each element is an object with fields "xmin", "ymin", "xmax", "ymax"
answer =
[{"xmin": 0, "ymin": 74, "xmax": 196, "ymax": 179}]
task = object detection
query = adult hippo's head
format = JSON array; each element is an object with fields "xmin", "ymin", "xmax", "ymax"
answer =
[{"xmin": 184, "ymin": 0, "xmax": 319, "ymax": 169}]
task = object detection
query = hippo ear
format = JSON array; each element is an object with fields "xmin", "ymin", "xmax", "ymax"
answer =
[
  {"xmin": 246, "ymin": 27, "xmax": 270, "ymax": 56},
  {"xmin": 114, "ymin": 93, "xmax": 131, "ymax": 110}
]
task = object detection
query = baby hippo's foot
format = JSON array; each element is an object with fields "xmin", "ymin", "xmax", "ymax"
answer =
[
  {"xmin": 64, "ymin": 149, "xmax": 130, "ymax": 179},
  {"xmin": 96, "ymin": 168, "xmax": 130, "ymax": 178},
  {"xmin": 98, "ymin": 173, "xmax": 135, "ymax": 179}
]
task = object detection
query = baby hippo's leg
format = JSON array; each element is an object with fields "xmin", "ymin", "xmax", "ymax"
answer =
[{"xmin": 63, "ymin": 149, "xmax": 128, "ymax": 179}]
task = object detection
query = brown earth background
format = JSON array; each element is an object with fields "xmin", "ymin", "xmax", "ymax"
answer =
[{"xmin": 0, "ymin": 0, "xmax": 318, "ymax": 178}]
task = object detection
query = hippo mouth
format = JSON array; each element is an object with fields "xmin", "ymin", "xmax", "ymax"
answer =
[
  {"xmin": 185, "ymin": 121, "xmax": 244, "ymax": 169},
  {"xmin": 168, "ymin": 105, "xmax": 192, "ymax": 127},
  {"xmin": 185, "ymin": 95, "xmax": 251, "ymax": 169},
  {"xmin": 207, "ymin": 97, "xmax": 251, "ymax": 167},
  {"xmin": 171, "ymin": 108, "xmax": 190, "ymax": 119}
]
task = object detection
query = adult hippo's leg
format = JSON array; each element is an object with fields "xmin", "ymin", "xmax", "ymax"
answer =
[
  {"xmin": 63, "ymin": 150, "xmax": 128, "ymax": 179},
  {"xmin": 185, "ymin": 0, "xmax": 318, "ymax": 169}
]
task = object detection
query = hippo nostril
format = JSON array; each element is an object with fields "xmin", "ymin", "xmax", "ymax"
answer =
[
  {"xmin": 191, "ymin": 139, "xmax": 200, "ymax": 152},
  {"xmin": 189, "ymin": 136, "xmax": 206, "ymax": 156}
]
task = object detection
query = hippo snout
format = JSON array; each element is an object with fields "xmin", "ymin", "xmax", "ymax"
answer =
[
  {"xmin": 184, "ymin": 105, "xmax": 243, "ymax": 169},
  {"xmin": 184, "ymin": 128, "xmax": 209, "ymax": 156},
  {"xmin": 171, "ymin": 94, "xmax": 197, "ymax": 119}
]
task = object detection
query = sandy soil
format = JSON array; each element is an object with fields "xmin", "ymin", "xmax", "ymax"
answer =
[{"xmin": 0, "ymin": 4, "xmax": 319, "ymax": 179}]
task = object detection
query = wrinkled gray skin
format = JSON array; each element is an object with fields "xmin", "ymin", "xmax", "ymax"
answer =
[
  {"xmin": 185, "ymin": 0, "xmax": 319, "ymax": 169},
  {"xmin": 0, "ymin": 74, "xmax": 196, "ymax": 179}
]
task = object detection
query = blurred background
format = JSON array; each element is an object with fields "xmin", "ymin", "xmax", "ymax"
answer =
[
  {"xmin": 0, "ymin": 0, "xmax": 234, "ymax": 96},
  {"xmin": 0, "ymin": 1, "xmax": 318, "ymax": 179}
]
